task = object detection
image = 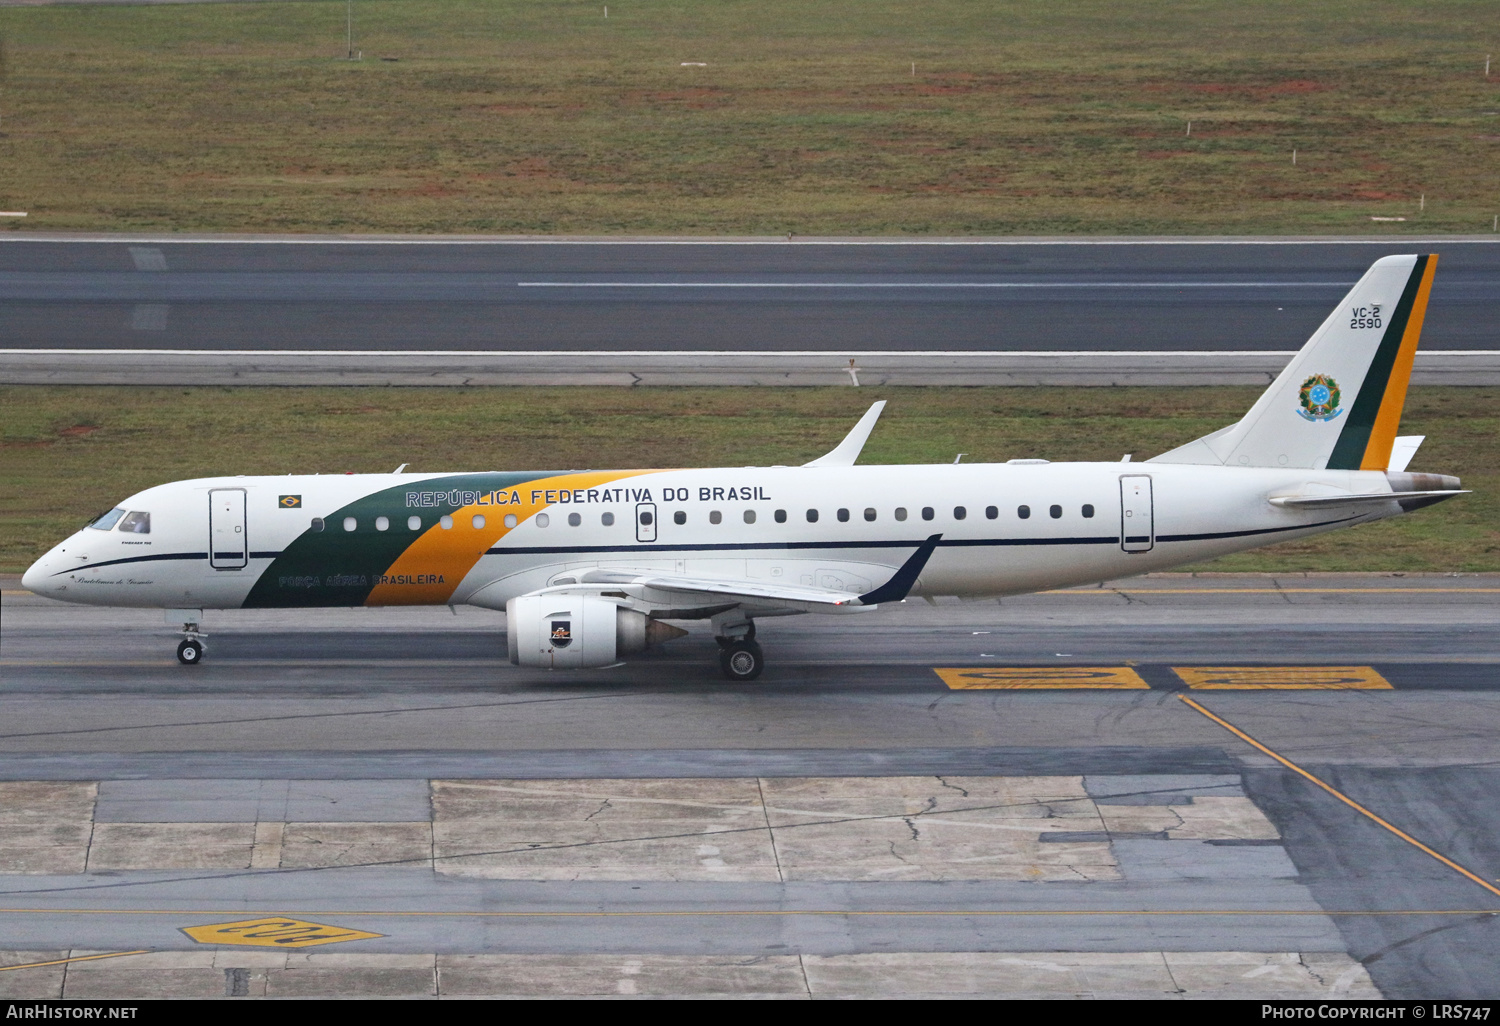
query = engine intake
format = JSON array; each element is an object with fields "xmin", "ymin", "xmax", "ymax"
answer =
[{"xmin": 507, "ymin": 593, "xmax": 687, "ymax": 668}]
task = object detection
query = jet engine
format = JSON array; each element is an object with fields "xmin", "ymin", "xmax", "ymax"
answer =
[{"xmin": 507, "ymin": 593, "xmax": 687, "ymax": 668}]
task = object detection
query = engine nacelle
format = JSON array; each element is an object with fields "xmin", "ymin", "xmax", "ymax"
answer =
[{"xmin": 506, "ymin": 593, "xmax": 685, "ymax": 668}]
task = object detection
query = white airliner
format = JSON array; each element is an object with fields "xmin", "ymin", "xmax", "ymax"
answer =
[{"xmin": 23, "ymin": 254, "xmax": 1463, "ymax": 679}]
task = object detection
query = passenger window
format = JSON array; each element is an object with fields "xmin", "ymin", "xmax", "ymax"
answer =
[
  {"xmin": 953, "ymin": 506, "xmax": 966, "ymax": 520},
  {"xmin": 118, "ymin": 511, "xmax": 151, "ymax": 534},
  {"xmin": 407, "ymin": 515, "xmax": 421, "ymax": 531},
  {"xmin": 472, "ymin": 514, "xmax": 486, "ymax": 529},
  {"xmin": 89, "ymin": 508, "xmax": 126, "ymax": 531},
  {"xmin": 864, "ymin": 508, "xmax": 876, "ymax": 522},
  {"xmin": 774, "ymin": 509, "xmax": 787, "ymax": 524},
  {"xmin": 1017, "ymin": 505, "xmax": 1030, "ymax": 519},
  {"xmin": 310, "ymin": 517, "xmax": 325, "ymax": 533},
  {"xmin": 536, "ymin": 513, "xmax": 549, "ymax": 527},
  {"xmin": 440, "ymin": 515, "xmax": 454, "ymax": 530},
  {"xmin": 568, "ymin": 512, "xmax": 581, "ymax": 527},
  {"xmin": 985, "ymin": 506, "xmax": 998, "ymax": 520},
  {"xmin": 673, "ymin": 511, "xmax": 686, "ymax": 525},
  {"xmin": 710, "ymin": 510, "xmax": 723, "ymax": 525},
  {"xmin": 343, "ymin": 516, "xmax": 357, "ymax": 532},
  {"xmin": 375, "ymin": 516, "xmax": 390, "ymax": 532},
  {"xmin": 1082, "ymin": 504, "xmax": 1095, "ymax": 518},
  {"xmin": 894, "ymin": 507, "xmax": 907, "ymax": 521},
  {"xmin": 503, "ymin": 513, "xmax": 517, "ymax": 528},
  {"xmin": 806, "ymin": 509, "xmax": 819, "ymax": 523},
  {"xmin": 603, "ymin": 512, "xmax": 616, "ymax": 526},
  {"xmin": 1049, "ymin": 504, "xmax": 1062, "ymax": 519},
  {"xmin": 921, "ymin": 507, "xmax": 935, "ymax": 521},
  {"xmin": 837, "ymin": 508, "xmax": 850, "ymax": 523},
  {"xmin": 744, "ymin": 510, "xmax": 756, "ymax": 524}
]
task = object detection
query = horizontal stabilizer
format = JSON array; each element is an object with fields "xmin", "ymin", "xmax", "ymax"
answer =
[{"xmin": 1269, "ymin": 490, "xmax": 1466, "ymax": 509}]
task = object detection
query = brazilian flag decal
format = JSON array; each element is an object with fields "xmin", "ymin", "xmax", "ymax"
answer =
[{"xmin": 279, "ymin": 495, "xmax": 302, "ymax": 508}]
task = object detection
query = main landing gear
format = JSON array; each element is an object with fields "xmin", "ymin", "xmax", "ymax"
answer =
[
  {"xmin": 176, "ymin": 619, "xmax": 206, "ymax": 665},
  {"xmin": 718, "ymin": 639, "xmax": 764, "ymax": 681},
  {"xmin": 713, "ymin": 617, "xmax": 762, "ymax": 681}
]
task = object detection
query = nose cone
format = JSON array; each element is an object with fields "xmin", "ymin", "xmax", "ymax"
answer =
[
  {"xmin": 22, "ymin": 537, "xmax": 72, "ymax": 597},
  {"xmin": 21, "ymin": 553, "xmax": 50, "ymax": 594}
]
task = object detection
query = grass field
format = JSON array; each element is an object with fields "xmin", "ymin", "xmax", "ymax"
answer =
[
  {"xmin": 1, "ymin": 384, "xmax": 1494, "ymax": 576},
  {"xmin": 0, "ymin": 0, "xmax": 1495, "ymax": 235}
]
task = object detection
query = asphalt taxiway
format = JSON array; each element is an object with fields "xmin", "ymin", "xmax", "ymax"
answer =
[
  {"xmin": 1, "ymin": 236, "xmax": 1496, "ymax": 353},
  {"xmin": 0, "ymin": 575, "xmax": 1497, "ymax": 997}
]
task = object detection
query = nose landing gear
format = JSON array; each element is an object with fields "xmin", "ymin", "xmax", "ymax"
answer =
[{"xmin": 175, "ymin": 618, "xmax": 206, "ymax": 665}]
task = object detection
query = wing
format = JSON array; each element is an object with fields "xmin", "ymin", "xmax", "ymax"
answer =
[
  {"xmin": 580, "ymin": 568, "xmax": 863, "ymax": 606},
  {"xmin": 580, "ymin": 533, "xmax": 942, "ymax": 608}
]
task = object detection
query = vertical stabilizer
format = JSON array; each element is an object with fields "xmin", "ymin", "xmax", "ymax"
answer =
[{"xmin": 1150, "ymin": 254, "xmax": 1437, "ymax": 470}]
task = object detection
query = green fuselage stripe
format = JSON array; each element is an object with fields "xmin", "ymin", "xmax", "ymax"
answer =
[
  {"xmin": 1325, "ymin": 256, "xmax": 1427, "ymax": 471},
  {"xmin": 242, "ymin": 472, "xmax": 547, "ymax": 608}
]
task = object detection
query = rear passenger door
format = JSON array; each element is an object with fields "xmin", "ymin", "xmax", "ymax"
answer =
[{"xmin": 1119, "ymin": 475, "xmax": 1154, "ymax": 553}]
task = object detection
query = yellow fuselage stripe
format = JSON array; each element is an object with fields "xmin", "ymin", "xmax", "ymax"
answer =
[{"xmin": 366, "ymin": 469, "xmax": 668, "ymax": 606}]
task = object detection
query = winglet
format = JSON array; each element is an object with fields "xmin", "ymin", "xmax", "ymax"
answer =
[
  {"xmin": 857, "ymin": 534, "xmax": 941, "ymax": 605},
  {"xmin": 803, "ymin": 401, "xmax": 887, "ymax": 468}
]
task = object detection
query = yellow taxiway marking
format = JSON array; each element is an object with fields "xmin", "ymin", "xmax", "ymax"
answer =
[
  {"xmin": 1180, "ymin": 694, "xmax": 1500, "ymax": 901},
  {"xmin": 1173, "ymin": 666, "xmax": 1393, "ymax": 690},
  {"xmin": 1, "ymin": 908, "xmax": 1497, "ymax": 919},
  {"xmin": 0, "ymin": 950, "xmax": 151, "ymax": 972},
  {"xmin": 181, "ymin": 916, "xmax": 383, "ymax": 948},
  {"xmin": 935, "ymin": 666, "xmax": 1149, "ymax": 689}
]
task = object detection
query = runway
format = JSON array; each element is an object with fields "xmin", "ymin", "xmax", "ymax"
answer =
[
  {"xmin": 1, "ymin": 575, "xmax": 1497, "ymax": 997},
  {"xmin": 2, "ymin": 236, "xmax": 1497, "ymax": 353}
]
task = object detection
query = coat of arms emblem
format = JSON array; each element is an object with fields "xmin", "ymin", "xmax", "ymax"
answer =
[
  {"xmin": 550, "ymin": 621, "xmax": 572, "ymax": 648},
  {"xmin": 1297, "ymin": 374, "xmax": 1342, "ymax": 422}
]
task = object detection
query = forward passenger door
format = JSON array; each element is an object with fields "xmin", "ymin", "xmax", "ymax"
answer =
[{"xmin": 209, "ymin": 489, "xmax": 248, "ymax": 570}]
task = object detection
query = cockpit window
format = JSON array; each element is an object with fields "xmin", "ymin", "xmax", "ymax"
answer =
[
  {"xmin": 118, "ymin": 511, "xmax": 151, "ymax": 534},
  {"xmin": 88, "ymin": 508, "xmax": 126, "ymax": 531}
]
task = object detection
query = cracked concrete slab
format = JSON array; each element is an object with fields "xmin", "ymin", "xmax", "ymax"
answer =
[
  {"xmin": 84, "ymin": 823, "xmax": 255, "ymax": 871},
  {"xmin": 438, "ymin": 953, "xmax": 808, "ymax": 997},
  {"xmin": 802, "ymin": 951, "xmax": 1181, "ymax": 998},
  {"xmin": 761, "ymin": 776, "xmax": 1117, "ymax": 882},
  {"xmin": 278, "ymin": 822, "xmax": 434, "ymax": 870},
  {"xmin": 1098, "ymin": 796, "xmax": 1280, "ymax": 840},
  {"xmin": 3, "ymin": 950, "xmax": 1378, "ymax": 999},
  {"xmin": 1162, "ymin": 951, "xmax": 1378, "ymax": 998},
  {"xmin": 0, "ymin": 951, "xmax": 67, "ymax": 999},
  {"xmin": 432, "ymin": 778, "xmax": 779, "ymax": 881},
  {"xmin": 0, "ymin": 782, "xmax": 95, "ymax": 874}
]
